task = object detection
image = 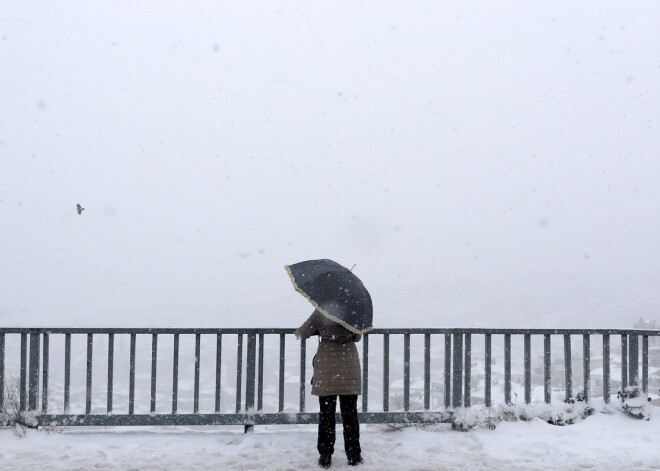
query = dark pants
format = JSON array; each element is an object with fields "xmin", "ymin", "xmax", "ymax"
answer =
[{"xmin": 318, "ymin": 395, "xmax": 361, "ymax": 459}]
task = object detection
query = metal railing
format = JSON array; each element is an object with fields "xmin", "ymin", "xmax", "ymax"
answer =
[{"xmin": 0, "ymin": 328, "xmax": 658, "ymax": 428}]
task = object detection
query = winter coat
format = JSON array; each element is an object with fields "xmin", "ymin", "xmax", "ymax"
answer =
[{"xmin": 295, "ymin": 309, "xmax": 362, "ymax": 396}]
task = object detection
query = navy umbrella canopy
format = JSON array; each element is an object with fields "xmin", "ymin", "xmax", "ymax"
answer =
[{"xmin": 285, "ymin": 259, "xmax": 373, "ymax": 334}]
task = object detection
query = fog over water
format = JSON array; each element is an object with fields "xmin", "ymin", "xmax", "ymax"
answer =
[{"xmin": 2, "ymin": 2, "xmax": 660, "ymax": 328}]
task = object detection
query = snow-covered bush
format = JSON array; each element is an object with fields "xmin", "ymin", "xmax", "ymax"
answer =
[
  {"xmin": 541, "ymin": 391, "xmax": 595, "ymax": 426},
  {"xmin": 0, "ymin": 377, "xmax": 59, "ymax": 437},
  {"xmin": 617, "ymin": 386, "xmax": 652, "ymax": 421},
  {"xmin": 452, "ymin": 406, "xmax": 499, "ymax": 431},
  {"xmin": 0, "ymin": 377, "xmax": 36, "ymax": 437}
]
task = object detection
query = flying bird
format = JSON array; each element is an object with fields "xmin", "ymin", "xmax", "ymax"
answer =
[{"xmin": 76, "ymin": 203, "xmax": 85, "ymax": 215}]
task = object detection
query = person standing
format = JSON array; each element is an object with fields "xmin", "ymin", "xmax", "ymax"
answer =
[{"xmin": 296, "ymin": 309, "xmax": 363, "ymax": 468}]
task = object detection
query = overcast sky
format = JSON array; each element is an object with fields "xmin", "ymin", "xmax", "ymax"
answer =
[{"xmin": 2, "ymin": 1, "xmax": 660, "ymax": 328}]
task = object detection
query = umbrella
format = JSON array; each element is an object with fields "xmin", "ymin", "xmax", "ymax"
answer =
[{"xmin": 285, "ymin": 259, "xmax": 373, "ymax": 334}]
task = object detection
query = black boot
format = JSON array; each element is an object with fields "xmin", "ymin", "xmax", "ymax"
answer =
[
  {"xmin": 347, "ymin": 454, "xmax": 363, "ymax": 466},
  {"xmin": 318, "ymin": 454, "xmax": 332, "ymax": 468}
]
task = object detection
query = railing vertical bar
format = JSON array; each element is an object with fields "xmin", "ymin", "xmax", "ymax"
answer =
[
  {"xmin": 172, "ymin": 334, "xmax": 179, "ymax": 414},
  {"xmin": 463, "ymin": 334, "xmax": 471, "ymax": 408},
  {"xmin": 524, "ymin": 334, "xmax": 531, "ymax": 404},
  {"xmin": 257, "ymin": 333, "xmax": 264, "ymax": 411},
  {"xmin": 629, "ymin": 334, "xmax": 639, "ymax": 387},
  {"xmin": 0, "ymin": 333, "xmax": 4, "ymax": 412},
  {"xmin": 564, "ymin": 334, "xmax": 572, "ymax": 401},
  {"xmin": 444, "ymin": 334, "xmax": 451, "ymax": 409},
  {"xmin": 86, "ymin": 333, "xmax": 93, "ymax": 414},
  {"xmin": 621, "ymin": 335, "xmax": 628, "ymax": 392},
  {"xmin": 504, "ymin": 334, "xmax": 511, "ymax": 405},
  {"xmin": 403, "ymin": 333, "xmax": 410, "ymax": 411},
  {"xmin": 583, "ymin": 334, "xmax": 590, "ymax": 402},
  {"xmin": 424, "ymin": 333, "xmax": 430, "ymax": 410},
  {"xmin": 107, "ymin": 333, "xmax": 114, "ymax": 414},
  {"xmin": 64, "ymin": 333, "xmax": 71, "ymax": 414},
  {"xmin": 20, "ymin": 333, "xmax": 27, "ymax": 411},
  {"xmin": 642, "ymin": 336, "xmax": 648, "ymax": 394},
  {"xmin": 299, "ymin": 338, "xmax": 306, "ymax": 413},
  {"xmin": 150, "ymin": 333, "xmax": 158, "ymax": 413},
  {"xmin": 245, "ymin": 333, "xmax": 256, "ymax": 432},
  {"xmin": 194, "ymin": 333, "xmax": 201, "ymax": 414},
  {"xmin": 452, "ymin": 333, "xmax": 463, "ymax": 408},
  {"xmin": 41, "ymin": 333, "xmax": 49, "ymax": 413},
  {"xmin": 245, "ymin": 333, "xmax": 256, "ymax": 413},
  {"xmin": 603, "ymin": 334, "xmax": 610, "ymax": 403},
  {"xmin": 235, "ymin": 334, "xmax": 243, "ymax": 414},
  {"xmin": 215, "ymin": 334, "xmax": 222, "ymax": 413},
  {"xmin": 28, "ymin": 332, "xmax": 41, "ymax": 411},
  {"xmin": 383, "ymin": 333, "xmax": 390, "ymax": 412},
  {"xmin": 129, "ymin": 333, "xmax": 136, "ymax": 415},
  {"xmin": 544, "ymin": 334, "xmax": 551, "ymax": 404},
  {"xmin": 278, "ymin": 334, "xmax": 285, "ymax": 413},
  {"xmin": 485, "ymin": 334, "xmax": 491, "ymax": 408},
  {"xmin": 362, "ymin": 334, "xmax": 369, "ymax": 412}
]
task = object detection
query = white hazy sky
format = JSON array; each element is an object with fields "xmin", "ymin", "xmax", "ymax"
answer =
[{"xmin": 1, "ymin": 1, "xmax": 660, "ymax": 328}]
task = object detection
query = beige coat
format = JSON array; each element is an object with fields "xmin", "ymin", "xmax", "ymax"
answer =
[{"xmin": 295, "ymin": 310, "xmax": 362, "ymax": 396}]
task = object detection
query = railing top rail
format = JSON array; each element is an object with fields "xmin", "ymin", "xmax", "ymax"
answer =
[{"xmin": 1, "ymin": 327, "xmax": 660, "ymax": 336}]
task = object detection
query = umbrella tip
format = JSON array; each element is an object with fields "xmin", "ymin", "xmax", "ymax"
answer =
[{"xmin": 349, "ymin": 263, "xmax": 356, "ymax": 272}]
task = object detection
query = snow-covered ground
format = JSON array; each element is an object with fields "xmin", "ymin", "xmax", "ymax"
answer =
[{"xmin": 2, "ymin": 409, "xmax": 659, "ymax": 470}]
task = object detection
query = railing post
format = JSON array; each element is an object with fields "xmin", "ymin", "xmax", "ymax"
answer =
[
  {"xmin": 424, "ymin": 333, "xmax": 430, "ymax": 410},
  {"xmin": 484, "ymin": 334, "xmax": 491, "ymax": 408},
  {"xmin": 107, "ymin": 333, "xmax": 114, "ymax": 414},
  {"xmin": 524, "ymin": 334, "xmax": 531, "ymax": 404},
  {"xmin": 28, "ymin": 332, "xmax": 41, "ymax": 411},
  {"xmin": 621, "ymin": 335, "xmax": 628, "ymax": 393},
  {"xmin": 246, "ymin": 333, "xmax": 257, "ymax": 412},
  {"xmin": 20, "ymin": 333, "xmax": 27, "ymax": 411},
  {"xmin": 444, "ymin": 334, "xmax": 451, "ymax": 409},
  {"xmin": 0, "ymin": 333, "xmax": 4, "ymax": 413},
  {"xmin": 194, "ymin": 334, "xmax": 201, "ymax": 414},
  {"xmin": 64, "ymin": 333, "xmax": 71, "ymax": 414},
  {"xmin": 582, "ymin": 334, "xmax": 590, "ymax": 402},
  {"xmin": 383, "ymin": 333, "xmax": 390, "ymax": 412},
  {"xmin": 404, "ymin": 334, "xmax": 411, "ymax": 411},
  {"xmin": 642, "ymin": 336, "xmax": 649, "ymax": 394},
  {"xmin": 172, "ymin": 333, "xmax": 179, "ymax": 414},
  {"xmin": 504, "ymin": 334, "xmax": 511, "ymax": 405},
  {"xmin": 603, "ymin": 334, "xmax": 610, "ymax": 403},
  {"xmin": 563, "ymin": 334, "xmax": 572, "ymax": 401},
  {"xmin": 86, "ymin": 333, "xmax": 93, "ymax": 414},
  {"xmin": 629, "ymin": 334, "xmax": 639, "ymax": 387},
  {"xmin": 362, "ymin": 334, "xmax": 369, "ymax": 412},
  {"xmin": 299, "ymin": 337, "xmax": 306, "ymax": 413},
  {"xmin": 41, "ymin": 333, "xmax": 49, "ymax": 413},
  {"xmin": 452, "ymin": 333, "xmax": 463, "ymax": 408},
  {"xmin": 129, "ymin": 333, "xmax": 136, "ymax": 415},
  {"xmin": 236, "ymin": 334, "xmax": 243, "ymax": 414},
  {"xmin": 150, "ymin": 333, "xmax": 158, "ymax": 414},
  {"xmin": 544, "ymin": 334, "xmax": 551, "ymax": 404},
  {"xmin": 463, "ymin": 334, "xmax": 471, "ymax": 408},
  {"xmin": 278, "ymin": 334, "xmax": 285, "ymax": 413},
  {"xmin": 215, "ymin": 333, "xmax": 223, "ymax": 413},
  {"xmin": 257, "ymin": 333, "xmax": 264, "ymax": 412},
  {"xmin": 245, "ymin": 333, "xmax": 257, "ymax": 432}
]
